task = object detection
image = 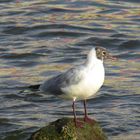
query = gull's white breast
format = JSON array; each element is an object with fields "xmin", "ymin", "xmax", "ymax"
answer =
[{"xmin": 60, "ymin": 61, "xmax": 105, "ymax": 100}]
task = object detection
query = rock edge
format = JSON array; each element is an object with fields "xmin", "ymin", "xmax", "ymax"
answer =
[{"xmin": 29, "ymin": 118, "xmax": 107, "ymax": 140}]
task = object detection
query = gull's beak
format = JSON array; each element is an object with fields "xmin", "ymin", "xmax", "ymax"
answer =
[{"xmin": 108, "ymin": 54, "xmax": 118, "ymax": 61}]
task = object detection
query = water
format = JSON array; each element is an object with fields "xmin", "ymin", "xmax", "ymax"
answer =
[{"xmin": 0, "ymin": 0, "xmax": 140, "ymax": 140}]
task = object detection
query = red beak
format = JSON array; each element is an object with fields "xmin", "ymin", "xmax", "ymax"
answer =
[{"xmin": 108, "ymin": 55, "xmax": 118, "ymax": 60}]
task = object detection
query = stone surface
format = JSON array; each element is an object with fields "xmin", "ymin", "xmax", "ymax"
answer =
[{"xmin": 29, "ymin": 118, "xmax": 108, "ymax": 140}]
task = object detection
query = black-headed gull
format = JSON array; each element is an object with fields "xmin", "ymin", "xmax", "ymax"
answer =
[{"xmin": 39, "ymin": 47, "xmax": 116, "ymax": 127}]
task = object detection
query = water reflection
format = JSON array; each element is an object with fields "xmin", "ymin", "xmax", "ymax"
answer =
[{"xmin": 0, "ymin": 0, "xmax": 140, "ymax": 140}]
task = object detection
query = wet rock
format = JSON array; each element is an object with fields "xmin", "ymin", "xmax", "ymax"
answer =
[{"xmin": 29, "ymin": 118, "xmax": 107, "ymax": 140}]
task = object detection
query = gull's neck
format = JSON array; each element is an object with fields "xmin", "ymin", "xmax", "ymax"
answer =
[{"xmin": 85, "ymin": 48, "xmax": 103, "ymax": 69}]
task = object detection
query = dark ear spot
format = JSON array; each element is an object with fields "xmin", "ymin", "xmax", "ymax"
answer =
[
  {"xmin": 95, "ymin": 47, "xmax": 99, "ymax": 50},
  {"xmin": 95, "ymin": 47, "xmax": 100, "ymax": 52},
  {"xmin": 95, "ymin": 47, "xmax": 97, "ymax": 51}
]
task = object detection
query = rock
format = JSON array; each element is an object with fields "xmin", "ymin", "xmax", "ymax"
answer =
[{"xmin": 29, "ymin": 118, "xmax": 107, "ymax": 140}]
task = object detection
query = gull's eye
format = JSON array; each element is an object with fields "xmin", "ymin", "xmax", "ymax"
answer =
[{"xmin": 102, "ymin": 51, "xmax": 106, "ymax": 55}]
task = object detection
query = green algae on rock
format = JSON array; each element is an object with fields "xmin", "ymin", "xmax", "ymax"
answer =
[{"xmin": 29, "ymin": 118, "xmax": 107, "ymax": 140}]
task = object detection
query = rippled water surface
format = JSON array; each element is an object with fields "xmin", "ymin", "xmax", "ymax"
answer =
[{"xmin": 0, "ymin": 0, "xmax": 140, "ymax": 140}]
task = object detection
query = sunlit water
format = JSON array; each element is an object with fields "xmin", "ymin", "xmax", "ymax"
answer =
[{"xmin": 0, "ymin": 0, "xmax": 140, "ymax": 140}]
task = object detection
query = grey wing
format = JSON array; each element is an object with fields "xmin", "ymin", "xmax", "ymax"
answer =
[{"xmin": 39, "ymin": 66, "xmax": 84, "ymax": 96}]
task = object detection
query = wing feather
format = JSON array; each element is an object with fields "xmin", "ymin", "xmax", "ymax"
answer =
[{"xmin": 40, "ymin": 66, "xmax": 85, "ymax": 95}]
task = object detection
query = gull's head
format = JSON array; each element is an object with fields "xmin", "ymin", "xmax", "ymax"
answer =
[
  {"xmin": 95, "ymin": 47, "xmax": 116, "ymax": 61},
  {"xmin": 86, "ymin": 47, "xmax": 116, "ymax": 66}
]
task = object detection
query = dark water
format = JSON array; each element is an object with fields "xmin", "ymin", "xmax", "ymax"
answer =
[{"xmin": 0, "ymin": 0, "xmax": 140, "ymax": 140}]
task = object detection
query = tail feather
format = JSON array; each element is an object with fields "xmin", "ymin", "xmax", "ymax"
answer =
[
  {"xmin": 28, "ymin": 84, "xmax": 40, "ymax": 90},
  {"xmin": 18, "ymin": 84, "xmax": 41, "ymax": 94}
]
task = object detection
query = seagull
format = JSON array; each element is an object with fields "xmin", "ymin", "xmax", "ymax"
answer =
[{"xmin": 39, "ymin": 47, "xmax": 116, "ymax": 127}]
